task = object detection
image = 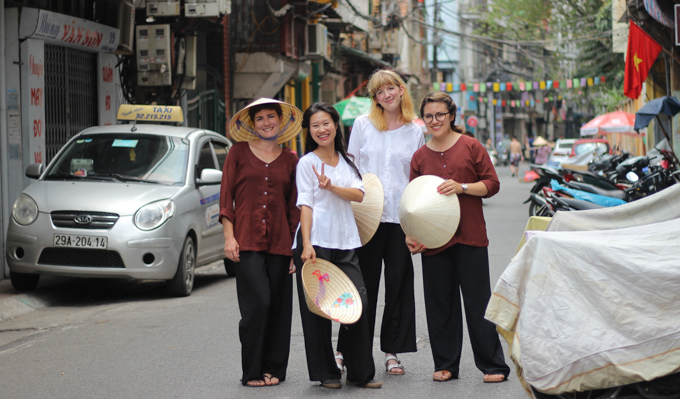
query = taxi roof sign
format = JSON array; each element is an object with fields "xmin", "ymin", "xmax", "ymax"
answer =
[{"xmin": 117, "ymin": 104, "xmax": 184, "ymax": 123}]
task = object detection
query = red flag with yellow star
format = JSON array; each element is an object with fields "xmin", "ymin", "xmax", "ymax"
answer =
[{"xmin": 624, "ymin": 22, "xmax": 662, "ymax": 99}]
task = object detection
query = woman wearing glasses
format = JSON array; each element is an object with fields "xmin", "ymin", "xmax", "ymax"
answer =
[
  {"xmin": 406, "ymin": 92, "xmax": 510, "ymax": 383},
  {"xmin": 336, "ymin": 69, "xmax": 423, "ymax": 376}
]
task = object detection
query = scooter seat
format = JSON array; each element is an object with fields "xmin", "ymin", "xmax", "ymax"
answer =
[
  {"xmin": 557, "ymin": 197, "xmax": 606, "ymax": 210},
  {"xmin": 565, "ymin": 181, "xmax": 627, "ymax": 200}
]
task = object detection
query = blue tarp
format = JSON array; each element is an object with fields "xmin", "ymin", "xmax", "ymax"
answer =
[{"xmin": 550, "ymin": 180, "xmax": 627, "ymax": 207}]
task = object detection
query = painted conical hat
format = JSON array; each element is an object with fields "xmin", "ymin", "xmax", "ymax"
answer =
[
  {"xmin": 398, "ymin": 175, "xmax": 461, "ymax": 249},
  {"xmin": 301, "ymin": 258, "xmax": 362, "ymax": 324},
  {"xmin": 352, "ymin": 173, "xmax": 384, "ymax": 246}
]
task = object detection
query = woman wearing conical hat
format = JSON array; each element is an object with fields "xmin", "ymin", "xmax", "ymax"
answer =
[
  {"xmin": 337, "ymin": 69, "xmax": 423, "ymax": 376},
  {"xmin": 406, "ymin": 92, "xmax": 510, "ymax": 383},
  {"xmin": 219, "ymin": 98, "xmax": 302, "ymax": 388}
]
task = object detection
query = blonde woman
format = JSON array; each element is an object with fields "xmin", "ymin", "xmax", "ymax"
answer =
[{"xmin": 336, "ymin": 69, "xmax": 423, "ymax": 375}]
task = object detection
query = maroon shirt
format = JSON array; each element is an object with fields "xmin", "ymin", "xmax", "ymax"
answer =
[
  {"xmin": 410, "ymin": 134, "xmax": 500, "ymax": 255},
  {"xmin": 219, "ymin": 142, "xmax": 300, "ymax": 256}
]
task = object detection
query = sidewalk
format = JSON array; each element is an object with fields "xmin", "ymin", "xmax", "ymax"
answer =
[{"xmin": 0, "ymin": 275, "xmax": 68, "ymax": 322}]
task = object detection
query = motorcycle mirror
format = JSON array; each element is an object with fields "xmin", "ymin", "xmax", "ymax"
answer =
[{"xmin": 626, "ymin": 171, "xmax": 639, "ymax": 182}]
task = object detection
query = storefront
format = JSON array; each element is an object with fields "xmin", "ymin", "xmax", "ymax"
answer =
[{"xmin": 2, "ymin": 7, "xmax": 120, "ymax": 278}]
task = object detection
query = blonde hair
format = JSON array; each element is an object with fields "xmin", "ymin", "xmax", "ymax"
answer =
[{"xmin": 366, "ymin": 69, "xmax": 416, "ymax": 131}]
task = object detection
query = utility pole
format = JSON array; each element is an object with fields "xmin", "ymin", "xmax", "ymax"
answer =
[{"xmin": 432, "ymin": 0, "xmax": 439, "ymax": 84}]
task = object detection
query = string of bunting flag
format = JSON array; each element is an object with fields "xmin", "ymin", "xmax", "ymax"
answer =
[{"xmin": 433, "ymin": 76, "xmax": 608, "ymax": 107}]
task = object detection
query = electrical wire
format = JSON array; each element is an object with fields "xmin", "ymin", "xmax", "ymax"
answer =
[{"xmin": 235, "ymin": 11, "xmax": 279, "ymax": 75}]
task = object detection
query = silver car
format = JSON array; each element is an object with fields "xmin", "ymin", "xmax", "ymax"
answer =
[{"xmin": 6, "ymin": 124, "xmax": 233, "ymax": 296}]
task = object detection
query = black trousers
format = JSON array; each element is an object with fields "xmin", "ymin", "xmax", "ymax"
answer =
[
  {"xmin": 338, "ymin": 222, "xmax": 417, "ymax": 355},
  {"xmin": 235, "ymin": 251, "xmax": 293, "ymax": 385},
  {"xmin": 293, "ymin": 234, "xmax": 376, "ymax": 384},
  {"xmin": 422, "ymin": 244, "xmax": 510, "ymax": 377}
]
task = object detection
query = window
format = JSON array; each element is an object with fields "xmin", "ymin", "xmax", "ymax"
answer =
[
  {"xmin": 213, "ymin": 142, "xmax": 229, "ymax": 171},
  {"xmin": 196, "ymin": 141, "xmax": 216, "ymax": 178},
  {"xmin": 45, "ymin": 133, "xmax": 189, "ymax": 185}
]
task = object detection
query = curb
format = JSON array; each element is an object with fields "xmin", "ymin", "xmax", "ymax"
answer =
[
  {"xmin": 0, "ymin": 293, "xmax": 51, "ymax": 322},
  {"xmin": 0, "ymin": 275, "xmax": 67, "ymax": 323}
]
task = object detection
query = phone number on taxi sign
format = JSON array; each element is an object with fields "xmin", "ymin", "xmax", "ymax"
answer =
[{"xmin": 135, "ymin": 113, "xmax": 173, "ymax": 120}]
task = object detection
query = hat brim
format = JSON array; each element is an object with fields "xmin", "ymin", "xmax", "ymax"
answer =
[
  {"xmin": 352, "ymin": 173, "xmax": 384, "ymax": 246},
  {"xmin": 301, "ymin": 259, "xmax": 363, "ymax": 324},
  {"xmin": 398, "ymin": 175, "xmax": 461, "ymax": 248},
  {"xmin": 532, "ymin": 137, "xmax": 549, "ymax": 146},
  {"xmin": 229, "ymin": 98, "xmax": 303, "ymax": 145}
]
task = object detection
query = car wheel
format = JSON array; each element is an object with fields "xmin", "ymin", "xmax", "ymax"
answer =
[
  {"xmin": 167, "ymin": 236, "xmax": 195, "ymax": 297},
  {"xmin": 10, "ymin": 272, "xmax": 40, "ymax": 290},
  {"xmin": 223, "ymin": 258, "xmax": 236, "ymax": 277}
]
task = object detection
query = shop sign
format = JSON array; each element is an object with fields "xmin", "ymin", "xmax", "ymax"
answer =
[
  {"xmin": 20, "ymin": 8, "xmax": 120, "ymax": 53},
  {"xmin": 98, "ymin": 54, "xmax": 118, "ymax": 126},
  {"xmin": 21, "ymin": 39, "xmax": 45, "ymax": 165}
]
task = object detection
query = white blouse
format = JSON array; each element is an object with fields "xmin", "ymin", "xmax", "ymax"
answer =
[
  {"xmin": 294, "ymin": 152, "xmax": 365, "ymax": 250},
  {"xmin": 347, "ymin": 115, "xmax": 425, "ymax": 223}
]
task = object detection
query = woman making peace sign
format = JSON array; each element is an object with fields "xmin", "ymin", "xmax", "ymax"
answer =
[{"xmin": 293, "ymin": 102, "xmax": 381, "ymax": 389}]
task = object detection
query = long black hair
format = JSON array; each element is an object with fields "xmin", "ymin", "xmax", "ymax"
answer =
[{"xmin": 302, "ymin": 102, "xmax": 361, "ymax": 179}]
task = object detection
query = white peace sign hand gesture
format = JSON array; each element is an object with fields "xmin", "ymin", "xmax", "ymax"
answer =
[{"xmin": 312, "ymin": 163, "xmax": 332, "ymax": 191}]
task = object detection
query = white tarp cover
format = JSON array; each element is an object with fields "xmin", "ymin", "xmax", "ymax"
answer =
[
  {"xmin": 547, "ymin": 183, "xmax": 680, "ymax": 232},
  {"xmin": 486, "ymin": 219, "xmax": 680, "ymax": 394}
]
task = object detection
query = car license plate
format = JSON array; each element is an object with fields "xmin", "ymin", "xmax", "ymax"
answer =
[{"xmin": 53, "ymin": 234, "xmax": 108, "ymax": 249}]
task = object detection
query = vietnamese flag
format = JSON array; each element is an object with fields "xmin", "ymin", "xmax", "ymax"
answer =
[{"xmin": 624, "ymin": 22, "xmax": 662, "ymax": 99}]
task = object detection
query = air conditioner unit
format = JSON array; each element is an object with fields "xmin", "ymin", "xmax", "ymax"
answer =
[
  {"xmin": 147, "ymin": 0, "xmax": 180, "ymax": 16},
  {"xmin": 94, "ymin": 0, "xmax": 135, "ymax": 55},
  {"xmin": 306, "ymin": 23, "xmax": 329, "ymax": 60},
  {"xmin": 136, "ymin": 24, "xmax": 172, "ymax": 86}
]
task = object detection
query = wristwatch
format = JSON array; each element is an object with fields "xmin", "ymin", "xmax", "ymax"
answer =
[{"xmin": 461, "ymin": 183, "xmax": 468, "ymax": 193}]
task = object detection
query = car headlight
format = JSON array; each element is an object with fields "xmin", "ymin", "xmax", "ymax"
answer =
[
  {"xmin": 12, "ymin": 194, "xmax": 39, "ymax": 226},
  {"xmin": 134, "ymin": 199, "xmax": 175, "ymax": 231}
]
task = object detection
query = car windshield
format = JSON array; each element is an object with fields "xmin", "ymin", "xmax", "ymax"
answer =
[
  {"xmin": 575, "ymin": 142, "xmax": 608, "ymax": 156},
  {"xmin": 45, "ymin": 133, "xmax": 189, "ymax": 185}
]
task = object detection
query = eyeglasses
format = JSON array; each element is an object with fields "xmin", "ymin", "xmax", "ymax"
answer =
[{"xmin": 422, "ymin": 112, "xmax": 451, "ymax": 124}]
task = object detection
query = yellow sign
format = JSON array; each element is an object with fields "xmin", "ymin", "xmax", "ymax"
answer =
[{"xmin": 117, "ymin": 104, "xmax": 184, "ymax": 123}]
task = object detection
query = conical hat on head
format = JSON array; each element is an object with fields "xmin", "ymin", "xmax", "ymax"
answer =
[
  {"xmin": 532, "ymin": 136, "xmax": 549, "ymax": 146},
  {"xmin": 301, "ymin": 258, "xmax": 363, "ymax": 324},
  {"xmin": 352, "ymin": 173, "xmax": 384, "ymax": 246},
  {"xmin": 228, "ymin": 98, "xmax": 303, "ymax": 144},
  {"xmin": 398, "ymin": 175, "xmax": 461, "ymax": 249}
]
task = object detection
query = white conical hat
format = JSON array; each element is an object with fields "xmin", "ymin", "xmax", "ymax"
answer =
[
  {"xmin": 352, "ymin": 173, "xmax": 384, "ymax": 246},
  {"xmin": 398, "ymin": 175, "xmax": 461, "ymax": 249},
  {"xmin": 301, "ymin": 258, "xmax": 363, "ymax": 324}
]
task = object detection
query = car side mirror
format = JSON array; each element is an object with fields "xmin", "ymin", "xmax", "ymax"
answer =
[
  {"xmin": 25, "ymin": 163, "xmax": 43, "ymax": 179},
  {"xmin": 196, "ymin": 168, "xmax": 222, "ymax": 186}
]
